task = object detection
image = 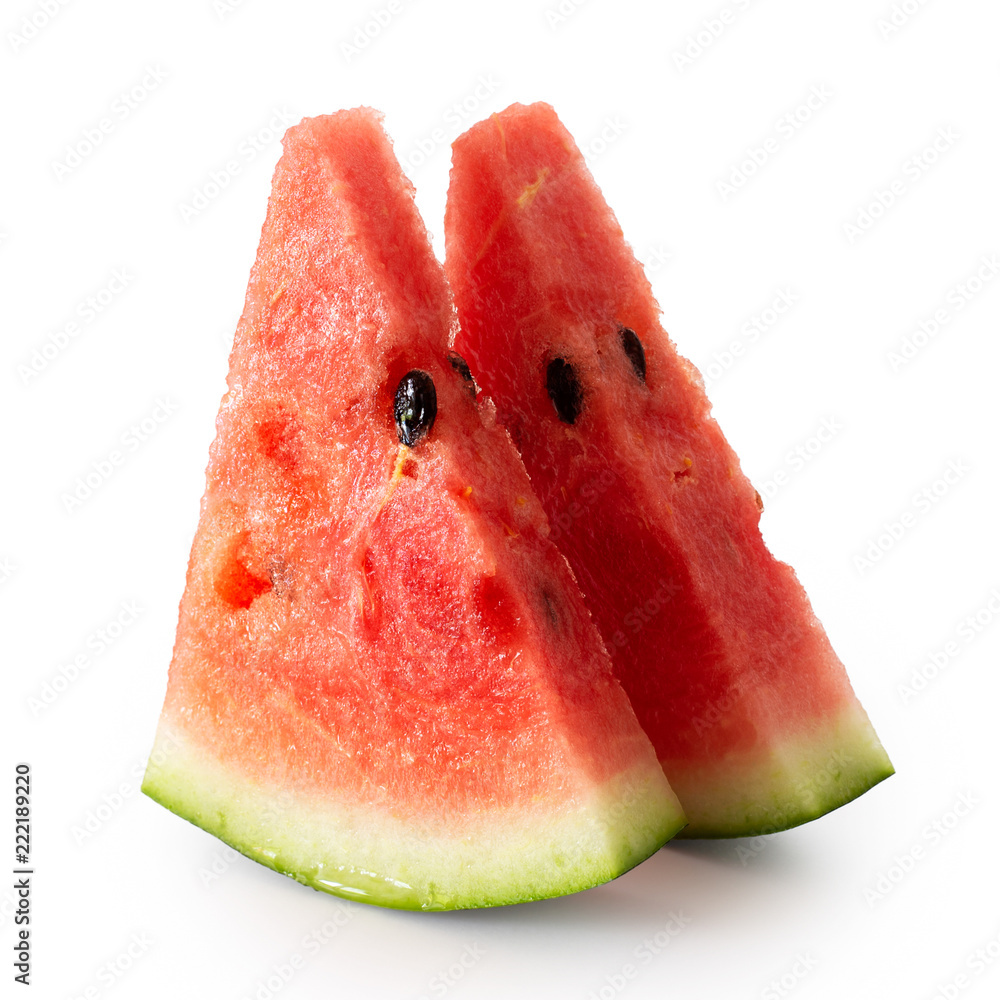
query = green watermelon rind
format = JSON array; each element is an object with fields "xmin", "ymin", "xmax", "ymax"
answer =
[
  {"xmin": 142, "ymin": 725, "xmax": 686, "ymax": 911},
  {"xmin": 669, "ymin": 702, "xmax": 894, "ymax": 839}
]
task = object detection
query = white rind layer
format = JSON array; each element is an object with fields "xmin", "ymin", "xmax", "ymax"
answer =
[
  {"xmin": 669, "ymin": 701, "xmax": 894, "ymax": 839},
  {"xmin": 142, "ymin": 722, "xmax": 686, "ymax": 910}
]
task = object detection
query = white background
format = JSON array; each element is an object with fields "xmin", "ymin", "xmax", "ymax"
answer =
[{"xmin": 4, "ymin": 1, "xmax": 999, "ymax": 998}]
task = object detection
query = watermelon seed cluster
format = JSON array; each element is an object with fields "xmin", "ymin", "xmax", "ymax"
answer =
[{"xmin": 545, "ymin": 325, "xmax": 647, "ymax": 425}]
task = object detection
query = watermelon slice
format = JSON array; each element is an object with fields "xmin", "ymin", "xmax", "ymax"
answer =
[
  {"xmin": 444, "ymin": 102, "xmax": 893, "ymax": 838},
  {"xmin": 142, "ymin": 109, "xmax": 685, "ymax": 911}
]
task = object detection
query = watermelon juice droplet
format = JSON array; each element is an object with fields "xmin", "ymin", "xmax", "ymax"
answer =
[{"xmin": 394, "ymin": 370, "xmax": 437, "ymax": 446}]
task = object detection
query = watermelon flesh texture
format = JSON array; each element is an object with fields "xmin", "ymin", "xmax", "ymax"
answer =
[
  {"xmin": 444, "ymin": 102, "xmax": 893, "ymax": 838},
  {"xmin": 142, "ymin": 109, "xmax": 685, "ymax": 911}
]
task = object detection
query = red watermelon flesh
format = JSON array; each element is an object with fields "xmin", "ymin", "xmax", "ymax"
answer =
[
  {"xmin": 444, "ymin": 102, "xmax": 893, "ymax": 837},
  {"xmin": 142, "ymin": 109, "xmax": 685, "ymax": 910}
]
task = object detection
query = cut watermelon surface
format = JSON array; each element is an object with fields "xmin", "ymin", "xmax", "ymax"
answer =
[
  {"xmin": 142, "ymin": 109, "xmax": 685, "ymax": 910},
  {"xmin": 444, "ymin": 102, "xmax": 893, "ymax": 838}
]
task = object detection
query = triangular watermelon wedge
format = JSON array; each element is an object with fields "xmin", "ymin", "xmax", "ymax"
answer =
[
  {"xmin": 444, "ymin": 102, "xmax": 893, "ymax": 838},
  {"xmin": 142, "ymin": 109, "xmax": 685, "ymax": 910}
]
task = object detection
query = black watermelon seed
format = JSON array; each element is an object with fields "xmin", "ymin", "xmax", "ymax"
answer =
[
  {"xmin": 447, "ymin": 351, "xmax": 477, "ymax": 398},
  {"xmin": 393, "ymin": 370, "xmax": 437, "ymax": 446},
  {"xmin": 546, "ymin": 357, "xmax": 583, "ymax": 424},
  {"xmin": 542, "ymin": 589, "xmax": 559, "ymax": 627},
  {"xmin": 447, "ymin": 351, "xmax": 473, "ymax": 383},
  {"xmin": 619, "ymin": 326, "xmax": 646, "ymax": 382}
]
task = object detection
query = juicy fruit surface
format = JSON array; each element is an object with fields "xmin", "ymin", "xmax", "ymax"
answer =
[
  {"xmin": 143, "ymin": 108, "xmax": 684, "ymax": 909},
  {"xmin": 444, "ymin": 102, "xmax": 893, "ymax": 837}
]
